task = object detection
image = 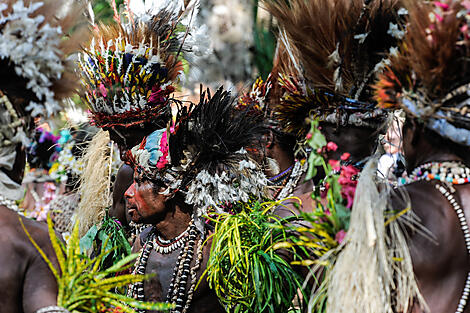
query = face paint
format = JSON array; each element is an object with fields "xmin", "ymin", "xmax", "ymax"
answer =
[{"xmin": 125, "ymin": 172, "xmax": 167, "ymax": 224}]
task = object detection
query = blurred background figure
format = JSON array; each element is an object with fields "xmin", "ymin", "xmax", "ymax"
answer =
[{"xmin": 378, "ymin": 112, "xmax": 406, "ymax": 181}]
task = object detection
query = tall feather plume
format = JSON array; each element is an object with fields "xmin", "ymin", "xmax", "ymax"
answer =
[
  {"xmin": 375, "ymin": 0, "xmax": 470, "ymax": 109},
  {"xmin": 263, "ymin": 0, "xmax": 402, "ymax": 101},
  {"xmin": 87, "ymin": 9, "xmax": 184, "ymax": 82},
  {"xmin": 170, "ymin": 87, "xmax": 266, "ymax": 189}
]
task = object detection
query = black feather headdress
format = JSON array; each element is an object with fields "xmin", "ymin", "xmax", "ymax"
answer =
[
  {"xmin": 129, "ymin": 87, "xmax": 268, "ymax": 232},
  {"xmin": 263, "ymin": 0, "xmax": 405, "ymax": 136},
  {"xmin": 374, "ymin": 0, "xmax": 470, "ymax": 147}
]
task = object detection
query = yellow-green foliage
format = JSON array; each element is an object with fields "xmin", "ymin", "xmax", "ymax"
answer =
[
  {"xmin": 20, "ymin": 215, "xmax": 174, "ymax": 313},
  {"xmin": 204, "ymin": 199, "xmax": 305, "ymax": 313}
]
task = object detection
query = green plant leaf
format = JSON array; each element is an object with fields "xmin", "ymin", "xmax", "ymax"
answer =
[{"xmin": 79, "ymin": 224, "xmax": 98, "ymax": 253}]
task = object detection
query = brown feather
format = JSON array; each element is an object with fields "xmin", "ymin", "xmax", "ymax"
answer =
[
  {"xmin": 263, "ymin": 0, "xmax": 402, "ymax": 102},
  {"xmin": 375, "ymin": 0, "xmax": 470, "ymax": 112}
]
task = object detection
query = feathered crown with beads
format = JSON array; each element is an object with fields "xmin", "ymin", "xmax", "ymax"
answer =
[
  {"xmin": 128, "ymin": 87, "xmax": 268, "ymax": 232},
  {"xmin": 263, "ymin": 0, "xmax": 405, "ymax": 136},
  {"xmin": 0, "ymin": 0, "xmax": 84, "ymax": 148},
  {"xmin": 374, "ymin": 0, "xmax": 470, "ymax": 147},
  {"xmin": 78, "ymin": 1, "xmax": 204, "ymax": 128}
]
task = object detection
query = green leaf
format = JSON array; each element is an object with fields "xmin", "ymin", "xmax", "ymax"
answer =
[
  {"xmin": 335, "ymin": 203, "xmax": 351, "ymax": 231},
  {"xmin": 309, "ymin": 130, "xmax": 327, "ymax": 150},
  {"xmin": 79, "ymin": 225, "xmax": 98, "ymax": 253}
]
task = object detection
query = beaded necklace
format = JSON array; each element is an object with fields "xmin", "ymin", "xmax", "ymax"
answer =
[
  {"xmin": 398, "ymin": 161, "xmax": 470, "ymax": 186},
  {"xmin": 269, "ymin": 164, "xmax": 294, "ymax": 185},
  {"xmin": 400, "ymin": 162, "xmax": 470, "ymax": 313},
  {"xmin": 129, "ymin": 219, "xmax": 204, "ymax": 313},
  {"xmin": 154, "ymin": 221, "xmax": 192, "ymax": 254},
  {"xmin": 274, "ymin": 160, "xmax": 307, "ymax": 201}
]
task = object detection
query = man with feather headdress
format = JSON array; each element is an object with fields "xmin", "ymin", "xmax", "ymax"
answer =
[
  {"xmin": 366, "ymin": 0, "xmax": 470, "ymax": 312},
  {"xmin": 0, "ymin": 0, "xmax": 85, "ymax": 312},
  {"xmin": 251, "ymin": 0, "xmax": 405, "ymax": 226},
  {"xmin": 77, "ymin": 0, "xmax": 207, "ymax": 237},
  {"xmin": 124, "ymin": 87, "xmax": 268, "ymax": 313}
]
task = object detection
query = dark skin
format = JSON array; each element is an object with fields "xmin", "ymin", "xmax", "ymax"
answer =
[
  {"xmin": 396, "ymin": 119, "xmax": 470, "ymax": 313},
  {"xmin": 0, "ymin": 146, "xmax": 60, "ymax": 313},
  {"xmin": 266, "ymin": 124, "xmax": 379, "ymax": 215},
  {"xmin": 106, "ymin": 125, "xmax": 154, "ymax": 227},
  {"xmin": 264, "ymin": 125, "xmax": 380, "ymax": 302},
  {"xmin": 125, "ymin": 172, "xmax": 225, "ymax": 313},
  {"xmin": 111, "ymin": 163, "xmax": 133, "ymax": 227}
]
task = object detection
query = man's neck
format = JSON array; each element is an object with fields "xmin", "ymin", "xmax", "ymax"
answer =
[
  {"xmin": 321, "ymin": 124, "xmax": 377, "ymax": 165},
  {"xmin": 412, "ymin": 152, "xmax": 463, "ymax": 170},
  {"xmin": 154, "ymin": 205, "xmax": 192, "ymax": 240},
  {"xmin": 267, "ymin": 147, "xmax": 295, "ymax": 178}
]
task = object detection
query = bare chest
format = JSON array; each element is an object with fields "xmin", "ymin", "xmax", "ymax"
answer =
[{"xmin": 141, "ymin": 242, "xmax": 224, "ymax": 313}]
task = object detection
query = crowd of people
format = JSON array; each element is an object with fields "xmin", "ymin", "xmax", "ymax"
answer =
[{"xmin": 1, "ymin": 0, "xmax": 470, "ymax": 312}]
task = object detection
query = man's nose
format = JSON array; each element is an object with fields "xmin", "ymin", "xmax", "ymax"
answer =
[{"xmin": 125, "ymin": 182, "xmax": 136, "ymax": 200}]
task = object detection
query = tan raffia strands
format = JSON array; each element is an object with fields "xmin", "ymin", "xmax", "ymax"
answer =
[
  {"xmin": 76, "ymin": 130, "xmax": 114, "ymax": 237},
  {"xmin": 325, "ymin": 157, "xmax": 427, "ymax": 313}
]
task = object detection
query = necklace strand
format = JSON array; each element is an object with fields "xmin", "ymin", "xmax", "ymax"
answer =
[
  {"xmin": 399, "ymin": 161, "xmax": 470, "ymax": 186},
  {"xmin": 276, "ymin": 160, "xmax": 307, "ymax": 200},
  {"xmin": 434, "ymin": 183, "xmax": 470, "ymax": 313},
  {"xmin": 400, "ymin": 162, "xmax": 470, "ymax": 313},
  {"xmin": 0, "ymin": 195, "xmax": 19, "ymax": 212},
  {"xmin": 154, "ymin": 220, "xmax": 193, "ymax": 254},
  {"xmin": 130, "ymin": 220, "xmax": 202, "ymax": 313},
  {"xmin": 269, "ymin": 164, "xmax": 294, "ymax": 184}
]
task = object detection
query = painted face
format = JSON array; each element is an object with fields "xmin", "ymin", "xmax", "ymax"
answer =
[{"xmin": 124, "ymin": 170, "xmax": 167, "ymax": 224}]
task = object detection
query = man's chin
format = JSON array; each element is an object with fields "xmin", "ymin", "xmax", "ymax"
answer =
[{"xmin": 128, "ymin": 208, "xmax": 143, "ymax": 224}]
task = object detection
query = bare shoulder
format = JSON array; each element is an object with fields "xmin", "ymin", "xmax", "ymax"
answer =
[
  {"xmin": 0, "ymin": 207, "xmax": 59, "ymax": 313},
  {"xmin": 393, "ymin": 181, "xmax": 465, "ymax": 270},
  {"xmin": 0, "ymin": 207, "xmax": 53, "ymax": 252}
]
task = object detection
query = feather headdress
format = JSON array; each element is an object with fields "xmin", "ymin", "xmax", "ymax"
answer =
[
  {"xmin": 78, "ymin": 1, "xmax": 204, "ymax": 129},
  {"xmin": 263, "ymin": 0, "xmax": 405, "ymax": 136},
  {"xmin": 236, "ymin": 40, "xmax": 299, "ymax": 128},
  {"xmin": 129, "ymin": 87, "xmax": 268, "ymax": 232},
  {"xmin": 0, "ymin": 0, "xmax": 84, "ymax": 147},
  {"xmin": 374, "ymin": 0, "xmax": 470, "ymax": 146}
]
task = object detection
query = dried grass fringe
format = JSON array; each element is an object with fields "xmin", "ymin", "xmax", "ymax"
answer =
[
  {"xmin": 323, "ymin": 156, "xmax": 428, "ymax": 313},
  {"xmin": 76, "ymin": 130, "xmax": 113, "ymax": 237}
]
